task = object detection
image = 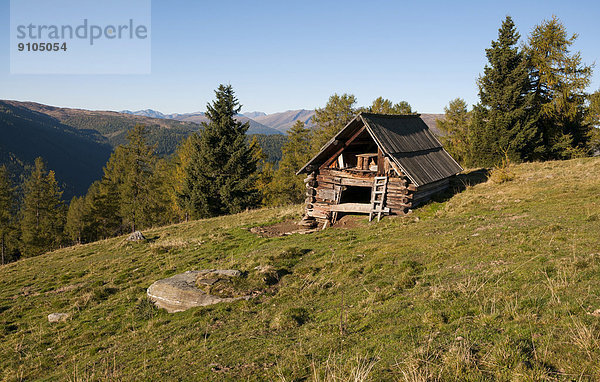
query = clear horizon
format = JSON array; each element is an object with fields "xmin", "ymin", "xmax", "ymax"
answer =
[{"xmin": 1, "ymin": 0, "xmax": 599, "ymax": 114}]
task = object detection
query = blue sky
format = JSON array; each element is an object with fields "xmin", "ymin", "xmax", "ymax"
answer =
[{"xmin": 1, "ymin": 0, "xmax": 599, "ymax": 114}]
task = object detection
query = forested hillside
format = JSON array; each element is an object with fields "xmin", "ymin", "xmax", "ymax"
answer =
[
  {"xmin": 0, "ymin": 101, "xmax": 287, "ymax": 198},
  {"xmin": 0, "ymin": 101, "xmax": 112, "ymax": 197}
]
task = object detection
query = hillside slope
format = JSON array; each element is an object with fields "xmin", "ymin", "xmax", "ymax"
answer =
[
  {"xmin": 0, "ymin": 101, "xmax": 112, "ymax": 198},
  {"xmin": 1, "ymin": 159, "xmax": 600, "ymax": 381}
]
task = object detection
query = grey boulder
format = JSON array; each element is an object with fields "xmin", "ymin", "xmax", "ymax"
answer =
[{"xmin": 147, "ymin": 270, "xmax": 248, "ymax": 313}]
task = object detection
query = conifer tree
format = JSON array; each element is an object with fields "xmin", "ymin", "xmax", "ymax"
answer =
[
  {"xmin": 86, "ymin": 178, "xmax": 121, "ymax": 240},
  {"xmin": 65, "ymin": 196, "xmax": 86, "ymax": 244},
  {"xmin": 264, "ymin": 120, "xmax": 312, "ymax": 206},
  {"xmin": 87, "ymin": 147, "xmax": 126, "ymax": 239},
  {"xmin": 118, "ymin": 125, "xmax": 156, "ymax": 232},
  {"xmin": 0, "ymin": 165, "xmax": 15, "ymax": 264},
  {"xmin": 369, "ymin": 97, "xmax": 416, "ymax": 114},
  {"xmin": 311, "ymin": 93, "xmax": 357, "ymax": 153},
  {"xmin": 588, "ymin": 90, "xmax": 600, "ymax": 154},
  {"xmin": 437, "ymin": 98, "xmax": 472, "ymax": 166},
  {"xmin": 180, "ymin": 84, "xmax": 259, "ymax": 218},
  {"xmin": 148, "ymin": 158, "xmax": 175, "ymax": 227},
  {"xmin": 170, "ymin": 134, "xmax": 198, "ymax": 221},
  {"xmin": 470, "ymin": 16, "xmax": 542, "ymax": 166},
  {"xmin": 529, "ymin": 16, "xmax": 593, "ymax": 158},
  {"xmin": 20, "ymin": 157, "xmax": 64, "ymax": 257}
]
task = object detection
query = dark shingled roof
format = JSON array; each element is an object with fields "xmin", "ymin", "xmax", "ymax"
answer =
[{"xmin": 298, "ymin": 112, "xmax": 463, "ymax": 187}]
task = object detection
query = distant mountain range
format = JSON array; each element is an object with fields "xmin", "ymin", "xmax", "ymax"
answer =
[
  {"xmin": 121, "ymin": 108, "xmax": 317, "ymax": 134},
  {"xmin": 121, "ymin": 110, "xmax": 283, "ymax": 135},
  {"xmin": 121, "ymin": 108, "xmax": 443, "ymax": 135}
]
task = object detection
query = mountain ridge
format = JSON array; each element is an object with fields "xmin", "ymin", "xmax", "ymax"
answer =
[{"xmin": 120, "ymin": 108, "xmax": 445, "ymax": 134}]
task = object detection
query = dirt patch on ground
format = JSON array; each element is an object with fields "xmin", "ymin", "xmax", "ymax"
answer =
[
  {"xmin": 250, "ymin": 216, "xmax": 366, "ymax": 237},
  {"xmin": 249, "ymin": 220, "xmax": 319, "ymax": 237},
  {"xmin": 332, "ymin": 214, "xmax": 365, "ymax": 229}
]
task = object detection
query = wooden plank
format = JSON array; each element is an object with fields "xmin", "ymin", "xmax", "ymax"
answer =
[
  {"xmin": 340, "ymin": 178, "xmax": 373, "ymax": 187},
  {"xmin": 388, "ymin": 160, "xmax": 405, "ymax": 177},
  {"xmin": 387, "ymin": 197, "xmax": 407, "ymax": 205},
  {"xmin": 321, "ymin": 126, "xmax": 367, "ymax": 168},
  {"xmin": 329, "ymin": 203, "xmax": 373, "ymax": 213},
  {"xmin": 324, "ymin": 169, "xmax": 374, "ymax": 179},
  {"xmin": 388, "ymin": 178, "xmax": 408, "ymax": 187},
  {"xmin": 383, "ymin": 157, "xmax": 392, "ymax": 175},
  {"xmin": 317, "ymin": 188, "xmax": 336, "ymax": 201},
  {"xmin": 386, "ymin": 202, "xmax": 412, "ymax": 209},
  {"xmin": 377, "ymin": 148, "xmax": 385, "ymax": 176},
  {"xmin": 306, "ymin": 209, "xmax": 329, "ymax": 219}
]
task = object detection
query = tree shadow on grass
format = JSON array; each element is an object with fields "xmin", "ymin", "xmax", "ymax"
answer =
[{"xmin": 429, "ymin": 168, "xmax": 491, "ymax": 204}]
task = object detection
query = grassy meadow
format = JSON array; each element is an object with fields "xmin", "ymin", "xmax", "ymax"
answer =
[{"xmin": 1, "ymin": 157, "xmax": 600, "ymax": 381}]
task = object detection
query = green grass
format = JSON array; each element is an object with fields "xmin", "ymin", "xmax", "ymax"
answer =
[{"xmin": 2, "ymin": 158, "xmax": 600, "ymax": 381}]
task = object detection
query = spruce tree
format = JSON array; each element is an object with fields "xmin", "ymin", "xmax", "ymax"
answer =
[
  {"xmin": 264, "ymin": 120, "xmax": 312, "ymax": 206},
  {"xmin": 20, "ymin": 157, "xmax": 64, "ymax": 257},
  {"xmin": 529, "ymin": 16, "xmax": 593, "ymax": 158},
  {"xmin": 0, "ymin": 166, "xmax": 15, "ymax": 264},
  {"xmin": 180, "ymin": 84, "xmax": 259, "ymax": 218},
  {"xmin": 471, "ymin": 16, "xmax": 542, "ymax": 166}
]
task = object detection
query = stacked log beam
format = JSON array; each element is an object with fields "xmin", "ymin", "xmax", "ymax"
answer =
[{"xmin": 300, "ymin": 172, "xmax": 320, "ymax": 226}]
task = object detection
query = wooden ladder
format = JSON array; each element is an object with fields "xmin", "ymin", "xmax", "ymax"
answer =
[{"xmin": 369, "ymin": 176, "xmax": 388, "ymax": 222}]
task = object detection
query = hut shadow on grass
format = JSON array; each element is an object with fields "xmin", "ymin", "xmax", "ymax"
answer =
[{"xmin": 428, "ymin": 168, "xmax": 490, "ymax": 204}]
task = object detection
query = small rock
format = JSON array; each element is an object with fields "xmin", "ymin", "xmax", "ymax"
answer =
[
  {"xmin": 48, "ymin": 313, "xmax": 69, "ymax": 323},
  {"xmin": 298, "ymin": 216, "xmax": 317, "ymax": 228},
  {"xmin": 127, "ymin": 231, "xmax": 146, "ymax": 241},
  {"xmin": 589, "ymin": 309, "xmax": 600, "ymax": 317},
  {"xmin": 455, "ymin": 336, "xmax": 464, "ymax": 341}
]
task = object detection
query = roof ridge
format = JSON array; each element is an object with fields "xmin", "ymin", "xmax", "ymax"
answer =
[{"xmin": 359, "ymin": 112, "xmax": 421, "ymax": 118}]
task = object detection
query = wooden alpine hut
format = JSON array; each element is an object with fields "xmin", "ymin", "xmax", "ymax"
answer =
[{"xmin": 297, "ymin": 112, "xmax": 463, "ymax": 226}]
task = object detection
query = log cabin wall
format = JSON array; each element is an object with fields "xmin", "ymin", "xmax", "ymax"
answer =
[
  {"xmin": 299, "ymin": 113, "xmax": 464, "ymax": 224},
  {"xmin": 304, "ymin": 162, "xmax": 416, "ymax": 223}
]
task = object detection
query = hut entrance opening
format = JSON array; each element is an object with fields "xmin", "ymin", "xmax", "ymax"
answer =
[{"xmin": 340, "ymin": 185, "xmax": 372, "ymax": 204}]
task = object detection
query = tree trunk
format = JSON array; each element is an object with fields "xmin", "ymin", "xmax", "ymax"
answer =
[{"xmin": 1, "ymin": 233, "xmax": 5, "ymax": 265}]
